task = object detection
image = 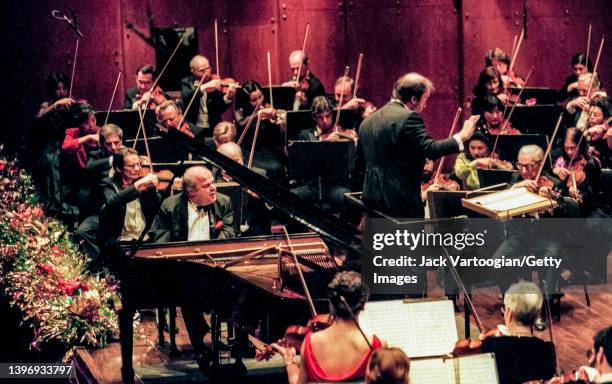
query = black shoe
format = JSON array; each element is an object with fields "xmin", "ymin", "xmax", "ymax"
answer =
[{"xmin": 534, "ymin": 316, "xmax": 546, "ymax": 331}]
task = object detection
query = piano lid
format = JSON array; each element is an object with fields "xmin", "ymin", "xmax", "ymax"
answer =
[{"xmin": 166, "ymin": 129, "xmax": 362, "ymax": 253}]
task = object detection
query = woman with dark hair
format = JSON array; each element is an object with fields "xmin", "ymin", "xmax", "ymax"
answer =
[
  {"xmin": 485, "ymin": 47, "xmax": 524, "ymax": 88},
  {"xmin": 366, "ymin": 347, "xmax": 411, "ymax": 384},
  {"xmin": 472, "ymin": 67, "xmax": 507, "ymax": 115},
  {"xmin": 233, "ymin": 80, "xmax": 285, "ymax": 182},
  {"xmin": 585, "ymin": 96, "xmax": 612, "ymax": 168},
  {"xmin": 270, "ymin": 271, "xmax": 384, "ymax": 384},
  {"xmin": 552, "ymin": 127, "xmax": 601, "ymax": 216},
  {"xmin": 476, "ymin": 95, "xmax": 521, "ymax": 135},
  {"xmin": 558, "ymin": 53, "xmax": 594, "ymax": 102},
  {"xmin": 453, "ymin": 132, "xmax": 513, "ymax": 190},
  {"xmin": 38, "ymin": 71, "xmax": 73, "ymax": 118}
]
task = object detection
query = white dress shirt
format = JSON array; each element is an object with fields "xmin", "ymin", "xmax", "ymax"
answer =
[{"xmin": 187, "ymin": 200, "xmax": 210, "ymax": 241}]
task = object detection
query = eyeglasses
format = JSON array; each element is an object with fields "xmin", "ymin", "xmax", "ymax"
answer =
[{"xmin": 515, "ymin": 160, "xmax": 541, "ymax": 170}]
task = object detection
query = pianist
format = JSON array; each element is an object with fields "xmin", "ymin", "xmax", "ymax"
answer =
[{"xmin": 150, "ymin": 165, "xmax": 234, "ymax": 372}]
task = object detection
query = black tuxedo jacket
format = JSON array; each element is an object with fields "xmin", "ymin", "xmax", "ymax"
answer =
[
  {"xmin": 179, "ymin": 75, "xmax": 230, "ymax": 130},
  {"xmin": 359, "ymin": 101, "xmax": 460, "ymax": 218},
  {"xmin": 151, "ymin": 191, "xmax": 234, "ymax": 242}
]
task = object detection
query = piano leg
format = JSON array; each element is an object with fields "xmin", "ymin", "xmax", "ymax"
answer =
[
  {"xmin": 156, "ymin": 308, "xmax": 165, "ymax": 346},
  {"xmin": 169, "ymin": 307, "xmax": 180, "ymax": 357},
  {"xmin": 211, "ymin": 311, "xmax": 220, "ymax": 368},
  {"xmin": 119, "ymin": 308, "xmax": 136, "ymax": 384}
]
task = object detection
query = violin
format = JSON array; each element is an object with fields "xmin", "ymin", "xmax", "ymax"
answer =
[
  {"xmin": 138, "ymin": 155, "xmax": 175, "ymax": 192},
  {"xmin": 523, "ymin": 369, "xmax": 591, "ymax": 384},
  {"xmin": 422, "ymin": 174, "xmax": 461, "ymax": 192},
  {"xmin": 136, "ymin": 86, "xmax": 166, "ymax": 110},
  {"xmin": 488, "ymin": 121, "xmax": 521, "ymax": 135}
]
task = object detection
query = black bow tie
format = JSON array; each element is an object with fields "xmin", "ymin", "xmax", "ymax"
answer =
[{"xmin": 196, "ymin": 206, "xmax": 208, "ymax": 212}]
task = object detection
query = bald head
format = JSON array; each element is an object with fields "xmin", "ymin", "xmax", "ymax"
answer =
[
  {"xmin": 217, "ymin": 142, "xmax": 244, "ymax": 165},
  {"xmin": 190, "ymin": 55, "xmax": 212, "ymax": 81},
  {"xmin": 183, "ymin": 166, "xmax": 217, "ymax": 206},
  {"xmin": 183, "ymin": 166, "xmax": 212, "ymax": 190},
  {"xmin": 289, "ymin": 50, "xmax": 309, "ymax": 78}
]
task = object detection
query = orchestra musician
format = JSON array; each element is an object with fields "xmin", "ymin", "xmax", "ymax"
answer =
[
  {"xmin": 268, "ymin": 271, "xmax": 385, "ymax": 384},
  {"xmin": 291, "ymin": 96, "xmax": 352, "ymax": 213},
  {"xmin": 472, "ymin": 66, "xmax": 508, "ymax": 115},
  {"xmin": 359, "ymin": 72, "xmax": 479, "ymax": 218},
  {"xmin": 179, "ymin": 54, "xmax": 236, "ymax": 132},
  {"xmin": 333, "ymin": 76, "xmax": 376, "ymax": 119},
  {"xmin": 365, "ymin": 348, "xmax": 411, "ymax": 384},
  {"xmin": 124, "ymin": 64, "xmax": 168, "ymax": 111},
  {"xmin": 150, "ymin": 165, "xmax": 234, "ymax": 373},
  {"xmin": 584, "ymin": 96, "xmax": 612, "ymax": 168},
  {"xmin": 97, "ymin": 147, "xmax": 161, "ymax": 270},
  {"xmin": 453, "ymin": 132, "xmax": 513, "ymax": 191},
  {"xmin": 558, "ymin": 53, "xmax": 593, "ymax": 102},
  {"xmin": 212, "ymin": 121, "xmax": 236, "ymax": 148},
  {"xmin": 485, "ymin": 47, "xmax": 525, "ymax": 88},
  {"xmin": 476, "ymin": 95, "xmax": 521, "ymax": 135},
  {"xmin": 154, "ymin": 100, "xmax": 201, "ymax": 161},
  {"xmin": 589, "ymin": 326, "xmax": 612, "ymax": 383},
  {"xmin": 566, "ymin": 73, "xmax": 607, "ymax": 131},
  {"xmin": 281, "ymin": 50, "xmax": 326, "ymax": 110},
  {"xmin": 234, "ymin": 80, "xmax": 285, "ymax": 183},
  {"xmin": 481, "ymin": 281, "xmax": 556, "ymax": 384},
  {"xmin": 75, "ymin": 123, "xmax": 125, "ymax": 266}
]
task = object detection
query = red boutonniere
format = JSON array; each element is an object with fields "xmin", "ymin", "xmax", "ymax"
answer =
[{"xmin": 214, "ymin": 220, "xmax": 224, "ymax": 231}]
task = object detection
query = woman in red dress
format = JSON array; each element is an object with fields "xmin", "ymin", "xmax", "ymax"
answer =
[{"xmin": 272, "ymin": 271, "xmax": 385, "ymax": 384}]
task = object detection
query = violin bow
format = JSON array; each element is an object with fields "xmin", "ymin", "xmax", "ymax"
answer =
[
  {"xmin": 237, "ymin": 97, "xmax": 263, "ymax": 146},
  {"xmin": 295, "ymin": 24, "xmax": 310, "ymax": 83},
  {"xmin": 68, "ymin": 38, "xmax": 80, "ymax": 99},
  {"xmin": 333, "ymin": 66, "xmax": 350, "ymax": 133},
  {"xmin": 586, "ymin": 35, "xmax": 604, "ymax": 98},
  {"xmin": 352, "ymin": 53, "xmax": 364, "ymax": 99},
  {"xmin": 338, "ymin": 295, "xmax": 372, "ymax": 350},
  {"xmin": 535, "ymin": 114, "xmax": 563, "ymax": 183},
  {"xmin": 586, "ymin": 24, "xmax": 592, "ymax": 66},
  {"xmin": 432, "ymin": 107, "xmax": 462, "ymax": 184},
  {"xmin": 541, "ymin": 279, "xmax": 561, "ymax": 376},
  {"xmin": 132, "ymin": 32, "xmax": 187, "ymax": 148},
  {"xmin": 267, "ymin": 51, "xmax": 274, "ymax": 109},
  {"xmin": 280, "ymin": 226, "xmax": 318, "ymax": 318},
  {"xmin": 103, "ymin": 71, "xmax": 123, "ymax": 126},
  {"xmin": 508, "ymin": 28, "xmax": 524, "ymax": 76},
  {"xmin": 214, "ymin": 19, "xmax": 221, "ymax": 79},
  {"xmin": 176, "ymin": 71, "xmax": 209, "ymax": 131}
]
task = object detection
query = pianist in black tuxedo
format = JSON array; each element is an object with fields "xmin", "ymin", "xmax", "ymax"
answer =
[{"xmin": 150, "ymin": 165, "xmax": 234, "ymax": 371}]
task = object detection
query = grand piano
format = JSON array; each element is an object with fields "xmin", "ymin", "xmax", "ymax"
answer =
[{"xmin": 115, "ymin": 130, "xmax": 363, "ymax": 383}]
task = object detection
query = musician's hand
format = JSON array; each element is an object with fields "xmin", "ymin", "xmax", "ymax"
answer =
[
  {"xmin": 200, "ymin": 79, "xmax": 222, "ymax": 93},
  {"xmin": 194, "ymin": 80, "xmax": 201, "ymax": 88},
  {"xmin": 525, "ymin": 97, "xmax": 537, "ymax": 106},
  {"xmin": 569, "ymin": 186, "xmax": 583, "ymax": 202},
  {"xmin": 171, "ymin": 177, "xmax": 182, "ymax": 192},
  {"xmin": 270, "ymin": 342, "xmax": 297, "ymax": 366},
  {"xmin": 52, "ymin": 97, "xmax": 74, "ymax": 110},
  {"xmin": 363, "ymin": 104, "xmax": 377, "ymax": 118},
  {"xmin": 568, "ymin": 96, "xmax": 590, "ymax": 111},
  {"xmin": 552, "ymin": 167, "xmax": 571, "ymax": 180},
  {"xmin": 538, "ymin": 186, "xmax": 553, "ymax": 199},
  {"xmin": 588, "ymin": 124, "xmax": 607, "ymax": 140},
  {"xmin": 513, "ymin": 179, "xmax": 538, "ymax": 193},
  {"xmin": 471, "ymin": 158, "xmax": 493, "ymax": 169},
  {"xmin": 135, "ymin": 173, "xmax": 159, "ymax": 191},
  {"xmin": 341, "ymin": 98, "xmax": 365, "ymax": 110},
  {"xmin": 567, "ymin": 81, "xmax": 579, "ymax": 93},
  {"xmin": 225, "ymin": 82, "xmax": 237, "ymax": 99},
  {"xmin": 295, "ymin": 90, "xmax": 307, "ymax": 106},
  {"xmin": 259, "ymin": 107, "xmax": 276, "ymax": 121},
  {"xmin": 281, "ymin": 80, "xmax": 299, "ymax": 88},
  {"xmin": 497, "ymin": 93, "xmax": 509, "ymax": 105},
  {"xmin": 459, "ymin": 115, "xmax": 480, "ymax": 141}
]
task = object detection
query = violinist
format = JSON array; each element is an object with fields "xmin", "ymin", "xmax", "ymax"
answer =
[
  {"xmin": 551, "ymin": 127, "xmax": 601, "ymax": 216},
  {"xmin": 212, "ymin": 121, "xmax": 236, "ymax": 148},
  {"xmin": 485, "ymin": 47, "xmax": 525, "ymax": 88},
  {"xmin": 124, "ymin": 64, "xmax": 168, "ymax": 111},
  {"xmin": 476, "ymin": 95, "xmax": 521, "ymax": 135},
  {"xmin": 566, "ymin": 73, "xmax": 607, "ymax": 130},
  {"xmin": 481, "ymin": 281, "xmax": 556, "ymax": 384},
  {"xmin": 150, "ymin": 166, "xmax": 234, "ymax": 373},
  {"xmin": 291, "ymin": 96, "xmax": 352, "ymax": 213},
  {"xmin": 97, "ymin": 147, "xmax": 161, "ymax": 269},
  {"xmin": 281, "ymin": 50, "xmax": 326, "ymax": 110},
  {"xmin": 268, "ymin": 271, "xmax": 384, "ymax": 384},
  {"xmin": 454, "ymin": 132, "xmax": 513, "ymax": 191},
  {"xmin": 558, "ymin": 53, "xmax": 593, "ymax": 102},
  {"xmin": 179, "ymin": 55, "xmax": 236, "ymax": 131},
  {"xmin": 333, "ymin": 76, "xmax": 377, "ymax": 120},
  {"xmin": 154, "ymin": 100, "xmax": 201, "ymax": 162},
  {"xmin": 584, "ymin": 97, "xmax": 612, "ymax": 168},
  {"xmin": 472, "ymin": 66, "xmax": 508, "ymax": 115},
  {"xmin": 234, "ymin": 80, "xmax": 285, "ymax": 183}
]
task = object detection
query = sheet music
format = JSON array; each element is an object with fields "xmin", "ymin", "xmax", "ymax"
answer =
[
  {"xmin": 359, "ymin": 300, "xmax": 458, "ymax": 358},
  {"xmin": 468, "ymin": 187, "xmax": 548, "ymax": 211},
  {"xmin": 359, "ymin": 300, "xmax": 412, "ymax": 353},
  {"xmin": 453, "ymin": 353, "xmax": 499, "ymax": 384},
  {"xmin": 409, "ymin": 358, "xmax": 449, "ymax": 384}
]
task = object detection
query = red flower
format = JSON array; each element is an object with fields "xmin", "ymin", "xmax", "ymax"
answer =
[
  {"xmin": 36, "ymin": 262, "xmax": 54, "ymax": 275},
  {"xmin": 58, "ymin": 279, "xmax": 82, "ymax": 296},
  {"xmin": 214, "ymin": 220, "xmax": 224, "ymax": 231}
]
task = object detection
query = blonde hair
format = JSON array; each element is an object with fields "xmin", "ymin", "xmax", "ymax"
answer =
[
  {"xmin": 366, "ymin": 348, "xmax": 410, "ymax": 384},
  {"xmin": 213, "ymin": 121, "xmax": 237, "ymax": 147}
]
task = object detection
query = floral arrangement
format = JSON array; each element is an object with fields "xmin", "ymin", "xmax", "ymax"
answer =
[{"xmin": 0, "ymin": 160, "xmax": 118, "ymax": 349}]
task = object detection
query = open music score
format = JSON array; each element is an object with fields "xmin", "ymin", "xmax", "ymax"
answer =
[
  {"xmin": 461, "ymin": 187, "xmax": 556, "ymax": 220},
  {"xmin": 409, "ymin": 353, "xmax": 499, "ymax": 384},
  {"xmin": 359, "ymin": 299, "xmax": 458, "ymax": 358}
]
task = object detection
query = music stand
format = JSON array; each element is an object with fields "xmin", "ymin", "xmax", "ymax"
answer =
[
  {"xmin": 488, "ymin": 134, "xmax": 548, "ymax": 164},
  {"xmin": 288, "ymin": 141, "xmax": 355, "ymax": 206},
  {"xmin": 507, "ymin": 87, "xmax": 558, "ymax": 105},
  {"xmin": 427, "ymin": 190, "xmax": 492, "ymax": 219},
  {"xmin": 261, "ymin": 86, "xmax": 297, "ymax": 111},
  {"xmin": 94, "ymin": 110, "xmax": 157, "ymax": 140},
  {"xmin": 477, "ymin": 169, "xmax": 518, "ymax": 188},
  {"xmin": 505, "ymin": 105, "xmax": 563, "ymax": 135}
]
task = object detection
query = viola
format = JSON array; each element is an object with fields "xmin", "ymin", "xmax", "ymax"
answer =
[
  {"xmin": 137, "ymin": 86, "xmax": 166, "ymax": 110},
  {"xmin": 422, "ymin": 174, "xmax": 460, "ymax": 192}
]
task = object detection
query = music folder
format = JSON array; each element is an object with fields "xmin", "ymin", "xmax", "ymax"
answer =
[
  {"xmin": 487, "ymin": 133, "xmax": 548, "ymax": 164},
  {"xmin": 507, "ymin": 87, "xmax": 558, "ymax": 105},
  {"xmin": 94, "ymin": 109, "xmax": 157, "ymax": 140},
  {"xmin": 287, "ymin": 140, "xmax": 355, "ymax": 182},
  {"xmin": 504, "ymin": 105, "xmax": 563, "ymax": 136},
  {"xmin": 260, "ymin": 86, "xmax": 297, "ymax": 111}
]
